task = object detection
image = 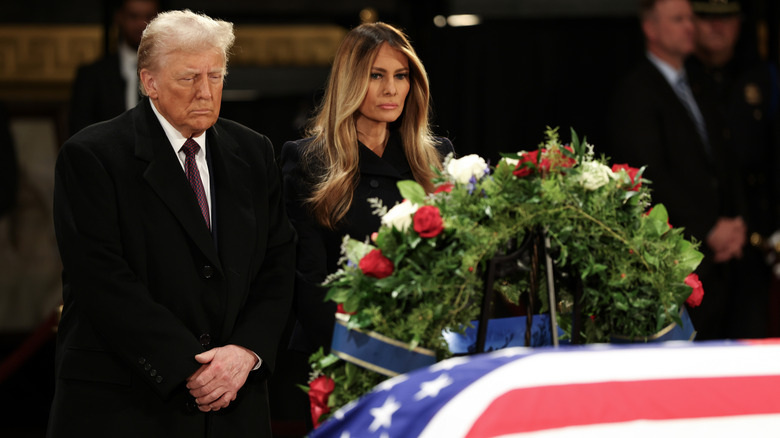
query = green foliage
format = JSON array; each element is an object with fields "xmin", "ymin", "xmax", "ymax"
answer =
[{"xmin": 308, "ymin": 127, "xmax": 703, "ymax": 418}]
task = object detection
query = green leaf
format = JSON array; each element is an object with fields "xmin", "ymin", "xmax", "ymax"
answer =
[
  {"xmin": 647, "ymin": 204, "xmax": 669, "ymax": 224},
  {"xmin": 343, "ymin": 294, "xmax": 361, "ymax": 313},
  {"xmin": 318, "ymin": 353, "xmax": 341, "ymax": 368},
  {"xmin": 646, "ymin": 219, "xmax": 668, "ymax": 238},
  {"xmin": 398, "ymin": 180, "xmax": 426, "ymax": 205},
  {"xmin": 675, "ymin": 239, "xmax": 704, "ymax": 274},
  {"xmin": 570, "ymin": 127, "xmax": 580, "ymax": 153},
  {"xmin": 324, "ymin": 287, "xmax": 351, "ymax": 303},
  {"xmin": 622, "ymin": 190, "xmax": 640, "ymax": 202}
]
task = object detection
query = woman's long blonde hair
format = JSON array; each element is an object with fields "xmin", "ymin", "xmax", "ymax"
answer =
[{"xmin": 304, "ymin": 22, "xmax": 443, "ymax": 229}]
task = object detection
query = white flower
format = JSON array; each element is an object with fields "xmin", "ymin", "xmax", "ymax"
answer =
[
  {"xmin": 381, "ymin": 200, "xmax": 419, "ymax": 231},
  {"xmin": 578, "ymin": 160, "xmax": 616, "ymax": 191},
  {"xmin": 446, "ymin": 154, "xmax": 488, "ymax": 184},
  {"xmin": 501, "ymin": 157, "xmax": 519, "ymax": 168}
]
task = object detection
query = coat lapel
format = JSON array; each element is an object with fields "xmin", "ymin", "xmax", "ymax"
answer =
[
  {"xmin": 133, "ymin": 101, "xmax": 222, "ymax": 270},
  {"xmin": 208, "ymin": 123, "xmax": 254, "ymax": 277}
]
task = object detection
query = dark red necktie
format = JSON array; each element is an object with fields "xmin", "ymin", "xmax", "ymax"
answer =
[{"xmin": 181, "ymin": 138, "xmax": 211, "ymax": 230}]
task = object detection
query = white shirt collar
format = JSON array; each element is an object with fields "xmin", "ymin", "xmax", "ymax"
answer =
[
  {"xmin": 646, "ymin": 51, "xmax": 685, "ymax": 88},
  {"xmin": 148, "ymin": 99, "xmax": 206, "ymax": 153},
  {"xmin": 118, "ymin": 42, "xmax": 137, "ymax": 81}
]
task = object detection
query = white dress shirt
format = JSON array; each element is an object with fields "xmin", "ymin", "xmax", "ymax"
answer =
[{"xmin": 118, "ymin": 42, "xmax": 139, "ymax": 110}]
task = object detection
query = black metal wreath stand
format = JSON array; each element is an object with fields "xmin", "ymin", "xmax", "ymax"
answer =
[{"xmin": 473, "ymin": 228, "xmax": 583, "ymax": 354}]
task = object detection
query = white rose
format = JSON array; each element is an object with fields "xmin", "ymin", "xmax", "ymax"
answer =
[
  {"xmin": 578, "ymin": 161, "xmax": 615, "ymax": 191},
  {"xmin": 381, "ymin": 200, "xmax": 419, "ymax": 231},
  {"xmin": 446, "ymin": 154, "xmax": 488, "ymax": 184}
]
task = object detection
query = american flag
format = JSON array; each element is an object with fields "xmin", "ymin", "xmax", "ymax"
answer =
[{"xmin": 311, "ymin": 340, "xmax": 780, "ymax": 437}]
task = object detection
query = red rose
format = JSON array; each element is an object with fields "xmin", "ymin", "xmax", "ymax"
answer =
[
  {"xmin": 433, "ymin": 182, "xmax": 454, "ymax": 194},
  {"xmin": 413, "ymin": 206, "xmax": 444, "ymax": 238},
  {"xmin": 513, "ymin": 150, "xmax": 539, "ymax": 177},
  {"xmin": 358, "ymin": 249, "xmax": 394, "ymax": 279},
  {"xmin": 684, "ymin": 273, "xmax": 704, "ymax": 308},
  {"xmin": 539, "ymin": 156, "xmax": 552, "ymax": 172},
  {"xmin": 549, "ymin": 145, "xmax": 576, "ymax": 169},
  {"xmin": 612, "ymin": 163, "xmax": 642, "ymax": 191},
  {"xmin": 309, "ymin": 375, "xmax": 335, "ymax": 428}
]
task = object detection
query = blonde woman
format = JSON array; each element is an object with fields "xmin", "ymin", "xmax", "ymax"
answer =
[{"xmin": 280, "ymin": 22, "xmax": 454, "ymax": 354}]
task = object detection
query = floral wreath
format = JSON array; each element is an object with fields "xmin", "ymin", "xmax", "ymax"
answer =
[{"xmin": 304, "ymin": 127, "xmax": 705, "ymax": 426}]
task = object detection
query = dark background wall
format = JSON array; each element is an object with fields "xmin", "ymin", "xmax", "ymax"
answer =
[{"xmin": 1, "ymin": 0, "xmax": 776, "ymax": 158}]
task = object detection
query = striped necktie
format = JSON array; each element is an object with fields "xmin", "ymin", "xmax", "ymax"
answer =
[{"xmin": 181, "ymin": 138, "xmax": 211, "ymax": 230}]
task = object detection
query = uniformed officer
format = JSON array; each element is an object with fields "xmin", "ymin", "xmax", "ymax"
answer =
[{"xmin": 686, "ymin": 0, "xmax": 779, "ymax": 338}]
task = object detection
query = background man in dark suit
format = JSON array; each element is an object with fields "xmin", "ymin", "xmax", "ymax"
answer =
[
  {"xmin": 68, "ymin": 0, "xmax": 160, "ymax": 136},
  {"xmin": 607, "ymin": 0, "xmax": 746, "ymax": 340},
  {"xmin": 49, "ymin": 10, "xmax": 295, "ymax": 437}
]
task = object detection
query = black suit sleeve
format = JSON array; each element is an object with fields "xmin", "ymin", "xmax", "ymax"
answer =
[{"xmin": 224, "ymin": 134, "xmax": 296, "ymax": 373}]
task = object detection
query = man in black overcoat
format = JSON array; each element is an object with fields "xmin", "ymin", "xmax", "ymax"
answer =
[{"xmin": 48, "ymin": 10, "xmax": 295, "ymax": 437}]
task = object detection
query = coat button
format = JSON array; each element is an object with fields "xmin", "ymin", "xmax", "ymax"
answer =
[
  {"xmin": 201, "ymin": 265, "xmax": 214, "ymax": 279},
  {"xmin": 138, "ymin": 357, "xmax": 146, "ymax": 365},
  {"xmin": 369, "ymin": 179, "xmax": 379, "ymax": 188},
  {"xmin": 199, "ymin": 333, "xmax": 211, "ymax": 347},
  {"xmin": 156, "ymin": 375, "xmax": 163, "ymax": 383},
  {"xmin": 144, "ymin": 363, "xmax": 151, "ymax": 371},
  {"xmin": 150, "ymin": 369, "xmax": 157, "ymax": 377}
]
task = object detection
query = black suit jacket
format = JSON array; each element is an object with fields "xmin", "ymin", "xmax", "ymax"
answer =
[
  {"xmin": 607, "ymin": 57, "xmax": 743, "ymax": 339},
  {"xmin": 69, "ymin": 54, "xmax": 127, "ymax": 136},
  {"xmin": 280, "ymin": 132, "xmax": 454, "ymax": 352},
  {"xmin": 49, "ymin": 99, "xmax": 296, "ymax": 437},
  {"xmin": 607, "ymin": 56, "xmax": 741, "ymax": 243}
]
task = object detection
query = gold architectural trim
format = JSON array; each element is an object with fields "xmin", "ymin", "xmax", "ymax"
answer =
[
  {"xmin": 0, "ymin": 24, "xmax": 345, "ymax": 84},
  {"xmin": 232, "ymin": 25, "xmax": 346, "ymax": 66},
  {"xmin": 0, "ymin": 26, "xmax": 103, "ymax": 83}
]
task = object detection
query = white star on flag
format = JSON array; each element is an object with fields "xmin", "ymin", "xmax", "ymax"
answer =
[
  {"xmin": 490, "ymin": 346, "xmax": 531, "ymax": 358},
  {"xmin": 368, "ymin": 396, "xmax": 401, "ymax": 432},
  {"xmin": 374, "ymin": 374, "xmax": 409, "ymax": 392},
  {"xmin": 429, "ymin": 356, "xmax": 470, "ymax": 372},
  {"xmin": 414, "ymin": 373, "xmax": 453, "ymax": 400}
]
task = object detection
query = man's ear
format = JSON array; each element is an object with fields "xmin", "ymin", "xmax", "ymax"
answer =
[
  {"xmin": 139, "ymin": 69, "xmax": 157, "ymax": 99},
  {"xmin": 641, "ymin": 19, "xmax": 656, "ymax": 43}
]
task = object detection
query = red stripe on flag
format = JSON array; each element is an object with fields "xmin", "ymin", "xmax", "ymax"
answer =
[{"xmin": 465, "ymin": 375, "xmax": 780, "ymax": 437}]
